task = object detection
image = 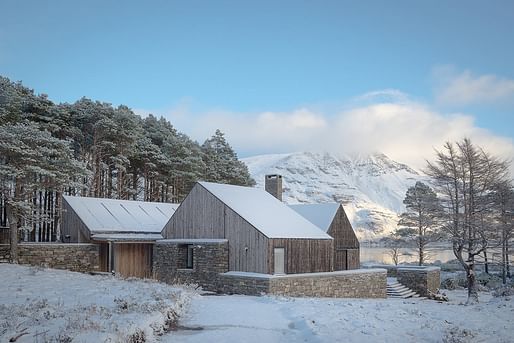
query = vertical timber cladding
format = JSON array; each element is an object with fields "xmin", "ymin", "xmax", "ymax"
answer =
[
  {"xmin": 61, "ymin": 198, "xmax": 90, "ymax": 243},
  {"xmin": 162, "ymin": 184, "xmax": 225, "ymax": 239},
  {"xmin": 224, "ymin": 205, "xmax": 268, "ymax": 273},
  {"xmin": 113, "ymin": 243, "xmax": 153, "ymax": 278},
  {"xmin": 329, "ymin": 205, "xmax": 360, "ymax": 270},
  {"xmin": 162, "ymin": 183, "xmax": 269, "ymax": 274},
  {"xmin": 268, "ymin": 239, "xmax": 333, "ymax": 274}
]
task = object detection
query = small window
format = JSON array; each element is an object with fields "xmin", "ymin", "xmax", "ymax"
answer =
[
  {"xmin": 186, "ymin": 244, "xmax": 194, "ymax": 269},
  {"xmin": 178, "ymin": 244, "xmax": 194, "ymax": 269}
]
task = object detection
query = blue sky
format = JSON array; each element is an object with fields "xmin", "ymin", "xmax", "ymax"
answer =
[{"xmin": 1, "ymin": 1, "xmax": 513, "ymax": 162}]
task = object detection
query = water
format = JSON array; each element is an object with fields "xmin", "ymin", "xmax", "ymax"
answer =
[
  {"xmin": 360, "ymin": 247, "xmax": 457, "ymax": 265},
  {"xmin": 360, "ymin": 246, "xmax": 513, "ymax": 265}
]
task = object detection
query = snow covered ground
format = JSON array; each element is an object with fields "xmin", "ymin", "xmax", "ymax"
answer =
[
  {"xmin": 0, "ymin": 264, "xmax": 195, "ymax": 343},
  {"xmin": 2, "ymin": 264, "xmax": 513, "ymax": 342},
  {"xmin": 168, "ymin": 292, "xmax": 514, "ymax": 343}
]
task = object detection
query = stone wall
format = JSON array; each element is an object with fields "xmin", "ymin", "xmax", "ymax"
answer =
[
  {"xmin": 269, "ymin": 269, "xmax": 387, "ymax": 298},
  {"xmin": 153, "ymin": 240, "xmax": 387, "ymax": 298},
  {"xmin": 397, "ymin": 266, "xmax": 441, "ymax": 296},
  {"xmin": 153, "ymin": 239, "xmax": 229, "ymax": 291},
  {"xmin": 219, "ymin": 269, "xmax": 387, "ymax": 298},
  {"xmin": 0, "ymin": 243, "xmax": 100, "ymax": 273}
]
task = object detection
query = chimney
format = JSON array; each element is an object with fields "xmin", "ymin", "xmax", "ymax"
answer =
[{"xmin": 265, "ymin": 174, "xmax": 283, "ymax": 201}]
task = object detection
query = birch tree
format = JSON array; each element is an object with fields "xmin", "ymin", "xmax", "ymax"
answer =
[{"xmin": 426, "ymin": 139, "xmax": 510, "ymax": 303}]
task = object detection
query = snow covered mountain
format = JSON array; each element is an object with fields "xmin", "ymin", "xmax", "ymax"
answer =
[{"xmin": 242, "ymin": 152, "xmax": 429, "ymax": 241}]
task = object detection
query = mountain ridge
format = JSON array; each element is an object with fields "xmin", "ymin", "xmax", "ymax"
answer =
[{"xmin": 242, "ymin": 151, "xmax": 429, "ymax": 240}]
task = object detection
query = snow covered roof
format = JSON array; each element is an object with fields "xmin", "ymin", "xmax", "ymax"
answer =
[
  {"xmin": 288, "ymin": 203, "xmax": 340, "ymax": 232},
  {"xmin": 198, "ymin": 182, "xmax": 332, "ymax": 240},
  {"xmin": 91, "ymin": 233, "xmax": 163, "ymax": 242},
  {"xmin": 64, "ymin": 196, "xmax": 179, "ymax": 234}
]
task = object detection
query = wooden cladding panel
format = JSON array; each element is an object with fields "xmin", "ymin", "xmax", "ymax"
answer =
[
  {"xmin": 347, "ymin": 249, "xmax": 360, "ymax": 270},
  {"xmin": 224, "ymin": 206, "xmax": 268, "ymax": 273},
  {"xmin": 113, "ymin": 243, "xmax": 153, "ymax": 278},
  {"xmin": 328, "ymin": 206, "xmax": 360, "ymax": 250},
  {"xmin": 61, "ymin": 199, "xmax": 91, "ymax": 243},
  {"xmin": 162, "ymin": 184, "xmax": 225, "ymax": 239},
  {"xmin": 334, "ymin": 249, "xmax": 347, "ymax": 271},
  {"xmin": 268, "ymin": 238, "xmax": 333, "ymax": 274}
]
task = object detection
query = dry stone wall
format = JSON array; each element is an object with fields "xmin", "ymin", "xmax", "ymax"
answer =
[
  {"xmin": 397, "ymin": 266, "xmax": 441, "ymax": 296},
  {"xmin": 0, "ymin": 243, "xmax": 100, "ymax": 272},
  {"xmin": 153, "ymin": 239, "xmax": 229, "ymax": 291}
]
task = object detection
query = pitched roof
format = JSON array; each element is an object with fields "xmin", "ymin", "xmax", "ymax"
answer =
[
  {"xmin": 63, "ymin": 196, "xmax": 179, "ymax": 234},
  {"xmin": 288, "ymin": 203, "xmax": 340, "ymax": 232},
  {"xmin": 198, "ymin": 182, "xmax": 332, "ymax": 240}
]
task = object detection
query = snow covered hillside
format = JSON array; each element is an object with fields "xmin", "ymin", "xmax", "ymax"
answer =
[
  {"xmin": 0, "ymin": 265, "xmax": 195, "ymax": 343},
  {"xmin": 242, "ymin": 152, "xmax": 429, "ymax": 240}
]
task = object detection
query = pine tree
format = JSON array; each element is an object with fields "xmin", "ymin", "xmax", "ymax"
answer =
[
  {"xmin": 395, "ymin": 181, "xmax": 443, "ymax": 265},
  {"xmin": 201, "ymin": 129, "xmax": 255, "ymax": 186},
  {"xmin": 0, "ymin": 123, "xmax": 88, "ymax": 261}
]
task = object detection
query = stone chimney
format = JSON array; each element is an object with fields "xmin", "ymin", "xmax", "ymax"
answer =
[{"xmin": 265, "ymin": 174, "xmax": 283, "ymax": 201}]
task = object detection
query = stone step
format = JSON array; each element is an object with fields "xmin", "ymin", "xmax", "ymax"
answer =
[{"xmin": 386, "ymin": 278, "xmax": 421, "ymax": 299}]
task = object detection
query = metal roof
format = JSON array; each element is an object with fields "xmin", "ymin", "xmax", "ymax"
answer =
[
  {"xmin": 64, "ymin": 195, "xmax": 179, "ymax": 234},
  {"xmin": 288, "ymin": 203, "xmax": 340, "ymax": 232}
]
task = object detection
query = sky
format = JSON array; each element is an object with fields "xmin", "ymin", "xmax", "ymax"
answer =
[{"xmin": 1, "ymin": 0, "xmax": 514, "ymax": 168}]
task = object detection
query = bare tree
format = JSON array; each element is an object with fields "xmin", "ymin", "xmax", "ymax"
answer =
[
  {"xmin": 426, "ymin": 138, "xmax": 510, "ymax": 303},
  {"xmin": 381, "ymin": 237, "xmax": 406, "ymax": 265},
  {"xmin": 493, "ymin": 181, "xmax": 514, "ymax": 284},
  {"xmin": 396, "ymin": 181, "xmax": 443, "ymax": 266}
]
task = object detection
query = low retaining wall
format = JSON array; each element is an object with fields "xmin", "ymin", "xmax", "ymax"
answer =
[
  {"xmin": 397, "ymin": 266, "xmax": 440, "ymax": 296},
  {"xmin": 0, "ymin": 243, "xmax": 100, "ymax": 273},
  {"xmin": 220, "ymin": 269, "xmax": 387, "ymax": 298}
]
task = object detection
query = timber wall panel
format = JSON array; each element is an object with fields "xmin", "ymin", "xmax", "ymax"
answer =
[
  {"xmin": 61, "ymin": 199, "xmax": 91, "ymax": 243},
  {"xmin": 162, "ymin": 184, "xmax": 225, "ymax": 239},
  {"xmin": 268, "ymin": 238, "xmax": 333, "ymax": 274},
  {"xmin": 224, "ymin": 206, "xmax": 269, "ymax": 273},
  {"xmin": 114, "ymin": 243, "xmax": 153, "ymax": 278}
]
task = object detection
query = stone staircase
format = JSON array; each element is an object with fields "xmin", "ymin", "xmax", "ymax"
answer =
[{"xmin": 387, "ymin": 277, "xmax": 421, "ymax": 299}]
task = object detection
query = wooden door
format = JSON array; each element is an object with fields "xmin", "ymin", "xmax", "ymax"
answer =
[
  {"xmin": 113, "ymin": 243, "xmax": 153, "ymax": 278},
  {"xmin": 274, "ymin": 248, "xmax": 285, "ymax": 274}
]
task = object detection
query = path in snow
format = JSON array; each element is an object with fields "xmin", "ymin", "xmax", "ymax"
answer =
[{"xmin": 166, "ymin": 292, "xmax": 514, "ymax": 343}]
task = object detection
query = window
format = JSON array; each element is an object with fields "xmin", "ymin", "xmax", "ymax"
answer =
[
  {"xmin": 178, "ymin": 244, "xmax": 194, "ymax": 269},
  {"xmin": 186, "ymin": 244, "xmax": 194, "ymax": 269}
]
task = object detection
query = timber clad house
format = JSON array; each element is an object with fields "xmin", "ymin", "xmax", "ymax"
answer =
[
  {"xmin": 62, "ymin": 196, "xmax": 178, "ymax": 277},
  {"xmin": 289, "ymin": 203, "xmax": 360, "ymax": 270},
  {"xmin": 162, "ymin": 180, "xmax": 334, "ymax": 274},
  {"xmin": 54, "ymin": 175, "xmax": 393, "ymax": 298}
]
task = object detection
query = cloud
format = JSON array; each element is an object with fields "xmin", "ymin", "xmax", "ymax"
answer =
[
  {"xmin": 434, "ymin": 66, "xmax": 514, "ymax": 106},
  {"xmin": 138, "ymin": 91, "xmax": 514, "ymax": 174}
]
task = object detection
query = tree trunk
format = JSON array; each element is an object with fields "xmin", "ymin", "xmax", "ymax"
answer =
[
  {"xmin": 484, "ymin": 249, "xmax": 489, "ymax": 274},
  {"xmin": 6, "ymin": 202, "xmax": 18, "ymax": 263},
  {"xmin": 466, "ymin": 262, "xmax": 479, "ymax": 304},
  {"xmin": 502, "ymin": 234, "xmax": 507, "ymax": 284}
]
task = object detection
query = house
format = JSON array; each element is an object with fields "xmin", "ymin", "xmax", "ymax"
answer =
[
  {"xmin": 161, "ymin": 181, "xmax": 334, "ymax": 274},
  {"xmin": 62, "ymin": 195, "xmax": 179, "ymax": 277},
  {"xmin": 288, "ymin": 203, "xmax": 360, "ymax": 270},
  {"xmin": 263, "ymin": 174, "xmax": 360, "ymax": 270}
]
